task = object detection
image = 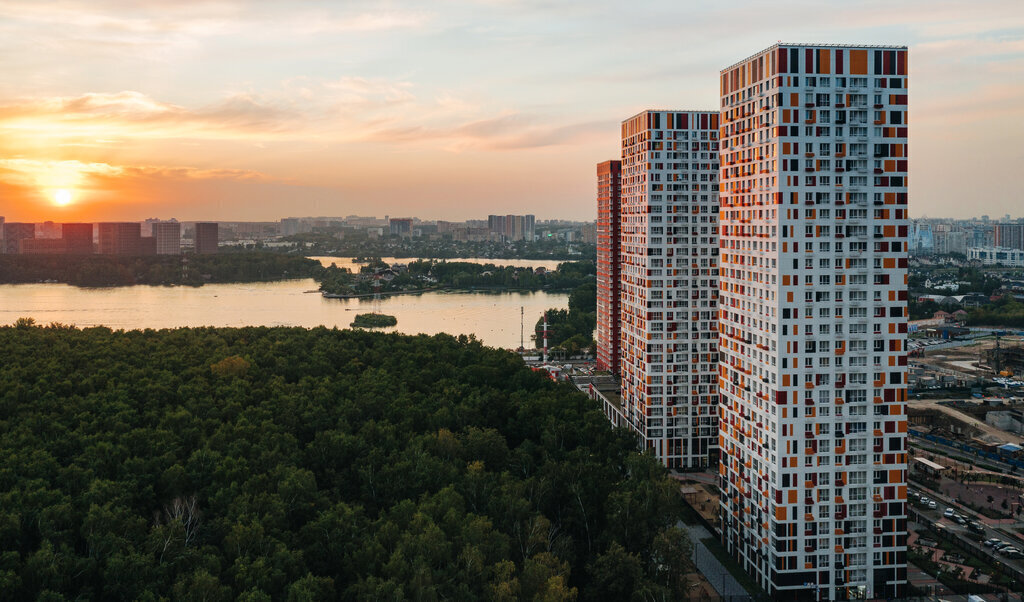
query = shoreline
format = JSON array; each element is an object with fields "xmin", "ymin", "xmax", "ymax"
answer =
[{"xmin": 322, "ymin": 285, "xmax": 577, "ymax": 299}]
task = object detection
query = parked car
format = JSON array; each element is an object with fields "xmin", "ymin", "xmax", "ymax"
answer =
[
  {"xmin": 944, "ymin": 508, "xmax": 955, "ymax": 518},
  {"xmin": 955, "ymin": 516, "xmax": 967, "ymax": 525},
  {"xmin": 993, "ymin": 542, "xmax": 1012, "ymax": 551},
  {"xmin": 968, "ymin": 521, "xmax": 985, "ymax": 534},
  {"xmin": 1005, "ymin": 550, "xmax": 1024, "ymax": 559},
  {"xmin": 928, "ymin": 500, "xmax": 938, "ymax": 509},
  {"xmin": 984, "ymin": 538, "xmax": 1001, "ymax": 546}
]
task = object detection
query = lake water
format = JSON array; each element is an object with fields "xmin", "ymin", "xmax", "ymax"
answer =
[{"xmin": 0, "ymin": 273, "xmax": 568, "ymax": 349}]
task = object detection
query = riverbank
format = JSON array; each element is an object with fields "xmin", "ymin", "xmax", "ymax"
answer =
[
  {"xmin": 322, "ymin": 285, "xmax": 585, "ymax": 299},
  {"xmin": 316, "ymin": 258, "xmax": 595, "ymax": 298},
  {"xmin": 0, "ymin": 252, "xmax": 321, "ymax": 288}
]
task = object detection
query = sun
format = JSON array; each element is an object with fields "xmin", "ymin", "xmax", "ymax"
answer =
[{"xmin": 54, "ymin": 189, "xmax": 73, "ymax": 207}]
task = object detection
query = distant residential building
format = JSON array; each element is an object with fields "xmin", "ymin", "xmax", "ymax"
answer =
[
  {"xmin": 194, "ymin": 223, "xmax": 219, "ymax": 254},
  {"xmin": 98, "ymin": 222, "xmax": 142, "ymax": 255},
  {"xmin": 994, "ymin": 223, "xmax": 1024, "ymax": 251},
  {"xmin": 280, "ymin": 217, "xmax": 312, "ymax": 236},
  {"xmin": 487, "ymin": 214, "xmax": 535, "ymax": 241},
  {"xmin": 62, "ymin": 223, "xmax": 94, "ymax": 254},
  {"xmin": 20, "ymin": 238, "xmax": 66, "ymax": 254},
  {"xmin": 595, "ymin": 160, "xmax": 621, "ymax": 375},
  {"xmin": 37, "ymin": 221, "xmax": 62, "ymax": 239},
  {"xmin": 968, "ymin": 246, "xmax": 1024, "ymax": 267},
  {"xmin": 389, "ymin": 218, "xmax": 413, "ymax": 237},
  {"xmin": 580, "ymin": 222, "xmax": 596, "ymax": 244},
  {"xmin": 140, "ymin": 236, "xmax": 157, "ymax": 256},
  {"xmin": 153, "ymin": 222, "xmax": 181, "ymax": 255},
  {"xmin": 3, "ymin": 222, "xmax": 35, "ymax": 254}
]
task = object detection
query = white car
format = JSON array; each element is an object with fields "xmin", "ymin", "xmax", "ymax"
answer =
[
  {"xmin": 943, "ymin": 508, "xmax": 955, "ymax": 518},
  {"xmin": 928, "ymin": 501, "xmax": 937, "ymax": 509}
]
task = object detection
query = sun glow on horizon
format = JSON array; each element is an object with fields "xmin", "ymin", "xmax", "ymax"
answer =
[{"xmin": 54, "ymin": 189, "xmax": 73, "ymax": 207}]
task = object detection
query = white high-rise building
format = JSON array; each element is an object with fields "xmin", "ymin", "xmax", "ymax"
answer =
[
  {"xmin": 717, "ymin": 44, "xmax": 909, "ymax": 600},
  {"xmin": 618, "ymin": 110, "xmax": 720, "ymax": 469}
]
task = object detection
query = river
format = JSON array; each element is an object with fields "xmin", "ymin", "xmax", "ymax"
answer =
[{"xmin": 0, "ymin": 257, "xmax": 570, "ymax": 349}]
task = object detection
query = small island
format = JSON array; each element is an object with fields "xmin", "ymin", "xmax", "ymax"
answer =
[{"xmin": 350, "ymin": 313, "xmax": 397, "ymax": 328}]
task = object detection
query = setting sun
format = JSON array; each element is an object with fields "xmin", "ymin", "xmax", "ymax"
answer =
[{"xmin": 54, "ymin": 189, "xmax": 73, "ymax": 206}]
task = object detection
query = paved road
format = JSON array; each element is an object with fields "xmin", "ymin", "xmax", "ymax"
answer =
[
  {"xmin": 910, "ymin": 483, "xmax": 1024, "ymax": 576},
  {"xmin": 682, "ymin": 523, "xmax": 750, "ymax": 599}
]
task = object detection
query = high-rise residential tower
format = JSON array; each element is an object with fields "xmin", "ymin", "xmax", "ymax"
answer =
[
  {"xmin": 62, "ymin": 223, "xmax": 94, "ymax": 254},
  {"xmin": 596, "ymin": 160, "xmax": 622, "ymax": 375},
  {"xmin": 619, "ymin": 110, "xmax": 720, "ymax": 469},
  {"xmin": 98, "ymin": 222, "xmax": 142, "ymax": 255},
  {"xmin": 2, "ymin": 222, "xmax": 35, "ymax": 254},
  {"xmin": 717, "ymin": 44, "xmax": 909, "ymax": 600},
  {"xmin": 153, "ymin": 222, "xmax": 182, "ymax": 255},
  {"xmin": 194, "ymin": 223, "xmax": 219, "ymax": 254}
]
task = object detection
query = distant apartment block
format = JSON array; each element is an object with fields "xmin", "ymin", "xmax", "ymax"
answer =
[
  {"xmin": 717, "ymin": 43, "xmax": 909, "ymax": 600},
  {"xmin": 98, "ymin": 222, "xmax": 142, "ymax": 255},
  {"xmin": 618, "ymin": 110, "xmax": 721, "ymax": 470},
  {"xmin": 389, "ymin": 218, "xmax": 413, "ymax": 237},
  {"xmin": 994, "ymin": 223, "xmax": 1024, "ymax": 251},
  {"xmin": 3, "ymin": 222, "xmax": 35, "ymax": 254},
  {"xmin": 968, "ymin": 246, "xmax": 1024, "ymax": 267},
  {"xmin": 194, "ymin": 222, "xmax": 219, "ymax": 254},
  {"xmin": 596, "ymin": 160, "xmax": 622, "ymax": 375},
  {"xmin": 62, "ymin": 223, "xmax": 94, "ymax": 254},
  {"xmin": 487, "ymin": 214, "xmax": 536, "ymax": 241},
  {"xmin": 20, "ymin": 238, "xmax": 66, "ymax": 254},
  {"xmin": 153, "ymin": 222, "xmax": 182, "ymax": 255}
]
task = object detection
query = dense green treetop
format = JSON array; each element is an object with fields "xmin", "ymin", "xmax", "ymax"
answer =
[
  {"xmin": 0, "ymin": 253, "xmax": 321, "ymax": 287},
  {"xmin": 317, "ymin": 259, "xmax": 596, "ymax": 297},
  {"xmin": 0, "ymin": 324, "xmax": 689, "ymax": 600}
]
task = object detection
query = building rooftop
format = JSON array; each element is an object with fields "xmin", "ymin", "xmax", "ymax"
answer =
[{"xmin": 721, "ymin": 42, "xmax": 908, "ymax": 73}]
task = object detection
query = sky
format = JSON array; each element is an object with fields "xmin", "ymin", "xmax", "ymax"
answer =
[{"xmin": 1, "ymin": 0, "xmax": 1022, "ymax": 222}]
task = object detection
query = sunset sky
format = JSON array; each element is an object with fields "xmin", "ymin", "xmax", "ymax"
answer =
[{"xmin": 2, "ymin": 0, "xmax": 1022, "ymax": 222}]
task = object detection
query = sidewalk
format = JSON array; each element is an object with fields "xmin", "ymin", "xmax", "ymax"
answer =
[{"xmin": 682, "ymin": 523, "xmax": 750, "ymax": 599}]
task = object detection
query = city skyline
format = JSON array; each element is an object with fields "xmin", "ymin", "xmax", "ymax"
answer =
[{"xmin": 2, "ymin": 0, "xmax": 1022, "ymax": 222}]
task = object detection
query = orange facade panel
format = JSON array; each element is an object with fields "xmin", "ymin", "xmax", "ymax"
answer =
[{"xmin": 850, "ymin": 49, "xmax": 868, "ymax": 74}]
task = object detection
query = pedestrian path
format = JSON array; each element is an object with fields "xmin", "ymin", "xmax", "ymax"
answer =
[{"xmin": 682, "ymin": 523, "xmax": 750, "ymax": 599}]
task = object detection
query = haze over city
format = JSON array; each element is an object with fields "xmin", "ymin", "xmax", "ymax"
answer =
[{"xmin": 2, "ymin": 0, "xmax": 1022, "ymax": 222}]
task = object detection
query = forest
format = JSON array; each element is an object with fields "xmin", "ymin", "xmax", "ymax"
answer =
[
  {"xmin": 317, "ymin": 259, "xmax": 596, "ymax": 297},
  {"xmin": 278, "ymin": 232, "xmax": 596, "ymax": 261},
  {"xmin": 0, "ymin": 323, "xmax": 690, "ymax": 600},
  {"xmin": 535, "ymin": 283, "xmax": 598, "ymax": 357},
  {"xmin": 0, "ymin": 253, "xmax": 322, "ymax": 287}
]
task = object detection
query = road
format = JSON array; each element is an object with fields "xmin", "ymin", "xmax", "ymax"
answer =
[{"xmin": 909, "ymin": 484, "xmax": 1024, "ymax": 577}]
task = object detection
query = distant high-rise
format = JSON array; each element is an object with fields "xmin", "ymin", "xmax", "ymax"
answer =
[
  {"xmin": 994, "ymin": 223, "xmax": 1024, "ymax": 251},
  {"xmin": 3, "ymin": 222, "xmax": 35, "ymax": 254},
  {"xmin": 389, "ymin": 218, "xmax": 413, "ymax": 237},
  {"xmin": 62, "ymin": 223, "xmax": 94, "ymax": 254},
  {"xmin": 98, "ymin": 223, "xmax": 141, "ymax": 255},
  {"xmin": 153, "ymin": 222, "xmax": 182, "ymax": 255},
  {"xmin": 596, "ymin": 160, "xmax": 622, "ymax": 375},
  {"xmin": 717, "ymin": 43, "xmax": 909, "ymax": 600},
  {"xmin": 618, "ymin": 109, "xmax": 721, "ymax": 470},
  {"xmin": 194, "ymin": 222, "xmax": 219, "ymax": 254}
]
